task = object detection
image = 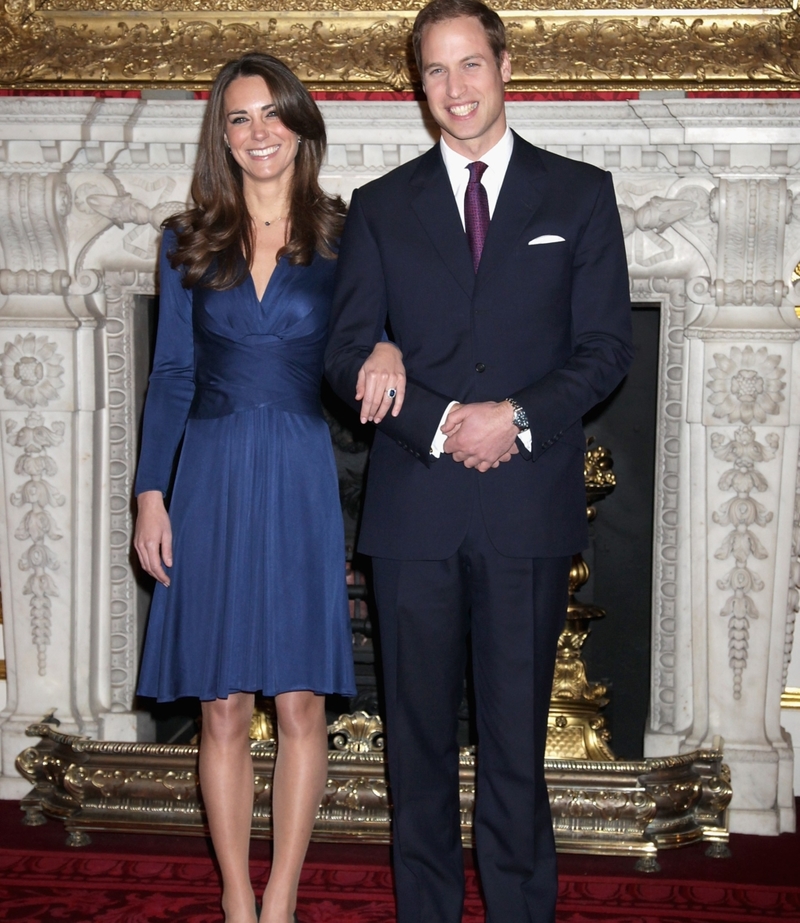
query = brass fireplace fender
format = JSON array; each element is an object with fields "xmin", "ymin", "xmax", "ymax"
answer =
[
  {"xmin": 0, "ymin": 0, "xmax": 798, "ymax": 92},
  {"xmin": 17, "ymin": 717, "xmax": 731, "ymax": 868}
]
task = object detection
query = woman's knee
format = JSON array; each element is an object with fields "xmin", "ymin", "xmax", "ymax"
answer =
[
  {"xmin": 274, "ymin": 691, "xmax": 326, "ymax": 739},
  {"xmin": 201, "ymin": 694, "xmax": 254, "ymax": 744}
]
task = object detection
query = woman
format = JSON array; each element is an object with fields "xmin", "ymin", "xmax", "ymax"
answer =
[{"xmin": 133, "ymin": 53, "xmax": 404, "ymax": 923}]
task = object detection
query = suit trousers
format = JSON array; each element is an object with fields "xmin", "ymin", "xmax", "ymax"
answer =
[{"xmin": 372, "ymin": 499, "xmax": 570, "ymax": 923}]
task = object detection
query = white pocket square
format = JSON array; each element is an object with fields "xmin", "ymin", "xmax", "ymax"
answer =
[{"xmin": 528, "ymin": 235, "xmax": 565, "ymax": 245}]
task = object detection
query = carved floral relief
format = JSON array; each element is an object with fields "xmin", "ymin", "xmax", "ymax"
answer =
[
  {"xmin": 0, "ymin": 335, "xmax": 67, "ymax": 676},
  {"xmin": 0, "ymin": 334, "xmax": 65, "ymax": 409},
  {"xmin": 706, "ymin": 346, "xmax": 786, "ymax": 425},
  {"xmin": 711, "ymin": 425, "xmax": 778, "ymax": 699},
  {"xmin": 6, "ymin": 412, "xmax": 66, "ymax": 676}
]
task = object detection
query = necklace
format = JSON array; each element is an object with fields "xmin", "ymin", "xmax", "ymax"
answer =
[{"xmin": 263, "ymin": 215, "xmax": 286, "ymax": 227}]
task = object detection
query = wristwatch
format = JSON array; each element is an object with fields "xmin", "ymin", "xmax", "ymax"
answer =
[{"xmin": 505, "ymin": 398, "xmax": 529, "ymax": 433}]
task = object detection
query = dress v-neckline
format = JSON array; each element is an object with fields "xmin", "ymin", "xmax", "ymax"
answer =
[{"xmin": 251, "ymin": 256, "xmax": 284, "ymax": 303}]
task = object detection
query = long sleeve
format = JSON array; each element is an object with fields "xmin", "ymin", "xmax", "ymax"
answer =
[
  {"xmin": 325, "ymin": 189, "xmax": 451, "ymax": 466},
  {"xmin": 509, "ymin": 170, "xmax": 633, "ymax": 461},
  {"xmin": 133, "ymin": 231, "xmax": 196, "ymax": 496}
]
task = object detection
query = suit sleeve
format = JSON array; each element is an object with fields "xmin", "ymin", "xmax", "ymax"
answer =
[
  {"xmin": 133, "ymin": 231, "xmax": 196, "ymax": 496},
  {"xmin": 325, "ymin": 188, "xmax": 452, "ymax": 466},
  {"xmin": 511, "ymin": 171, "xmax": 633, "ymax": 461}
]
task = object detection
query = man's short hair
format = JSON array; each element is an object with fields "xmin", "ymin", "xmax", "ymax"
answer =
[{"xmin": 412, "ymin": 0, "xmax": 507, "ymax": 75}]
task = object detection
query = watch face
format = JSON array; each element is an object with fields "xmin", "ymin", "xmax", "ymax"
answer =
[{"xmin": 507, "ymin": 398, "xmax": 529, "ymax": 432}]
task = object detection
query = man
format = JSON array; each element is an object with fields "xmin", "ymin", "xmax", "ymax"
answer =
[{"xmin": 325, "ymin": 1, "xmax": 633, "ymax": 920}]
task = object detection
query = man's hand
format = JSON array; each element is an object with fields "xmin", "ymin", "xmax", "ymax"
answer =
[{"xmin": 442, "ymin": 401, "xmax": 520, "ymax": 472}]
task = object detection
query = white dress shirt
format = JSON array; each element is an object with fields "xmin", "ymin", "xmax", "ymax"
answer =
[
  {"xmin": 440, "ymin": 125, "xmax": 514, "ymax": 228},
  {"xmin": 430, "ymin": 128, "xmax": 532, "ymax": 456}
]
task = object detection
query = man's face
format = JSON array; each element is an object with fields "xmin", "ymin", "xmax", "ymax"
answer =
[{"xmin": 420, "ymin": 15, "xmax": 511, "ymax": 159}]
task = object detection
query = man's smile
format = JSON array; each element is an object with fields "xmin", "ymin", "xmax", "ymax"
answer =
[{"xmin": 447, "ymin": 102, "xmax": 478, "ymax": 117}]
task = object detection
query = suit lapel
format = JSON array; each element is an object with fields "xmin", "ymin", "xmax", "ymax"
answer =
[
  {"xmin": 409, "ymin": 147, "xmax": 475, "ymax": 298},
  {"xmin": 477, "ymin": 134, "xmax": 547, "ymax": 286}
]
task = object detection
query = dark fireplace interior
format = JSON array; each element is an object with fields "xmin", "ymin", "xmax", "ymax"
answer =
[{"xmin": 580, "ymin": 303, "xmax": 658, "ymax": 758}]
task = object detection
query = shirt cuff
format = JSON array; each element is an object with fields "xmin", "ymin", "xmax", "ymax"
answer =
[
  {"xmin": 518, "ymin": 430, "xmax": 532, "ymax": 451},
  {"xmin": 430, "ymin": 401, "xmax": 459, "ymax": 457}
]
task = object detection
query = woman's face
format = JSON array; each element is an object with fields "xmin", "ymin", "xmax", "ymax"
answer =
[{"xmin": 223, "ymin": 74, "xmax": 299, "ymax": 192}]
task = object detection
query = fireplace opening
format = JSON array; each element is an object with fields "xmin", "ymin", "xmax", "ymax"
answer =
[{"xmin": 579, "ymin": 303, "xmax": 659, "ymax": 759}]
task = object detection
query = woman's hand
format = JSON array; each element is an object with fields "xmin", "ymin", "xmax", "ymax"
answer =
[
  {"xmin": 134, "ymin": 491, "xmax": 173, "ymax": 587},
  {"xmin": 355, "ymin": 342, "xmax": 406, "ymax": 425}
]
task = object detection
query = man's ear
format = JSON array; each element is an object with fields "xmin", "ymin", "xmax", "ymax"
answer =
[{"xmin": 500, "ymin": 50, "xmax": 511, "ymax": 84}]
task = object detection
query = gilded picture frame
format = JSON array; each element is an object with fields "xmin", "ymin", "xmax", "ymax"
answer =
[{"xmin": 1, "ymin": 0, "xmax": 799, "ymax": 91}]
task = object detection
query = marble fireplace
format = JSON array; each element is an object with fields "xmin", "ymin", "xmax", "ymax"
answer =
[{"xmin": 0, "ymin": 94, "xmax": 798, "ymax": 837}]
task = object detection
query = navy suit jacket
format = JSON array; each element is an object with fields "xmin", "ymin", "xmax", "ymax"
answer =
[{"xmin": 325, "ymin": 131, "xmax": 633, "ymax": 560}]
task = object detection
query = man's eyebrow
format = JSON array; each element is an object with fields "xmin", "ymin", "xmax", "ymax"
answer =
[{"xmin": 425, "ymin": 52, "xmax": 486, "ymax": 70}]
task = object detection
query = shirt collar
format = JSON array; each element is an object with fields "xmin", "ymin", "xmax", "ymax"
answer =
[{"xmin": 440, "ymin": 125, "xmax": 514, "ymax": 191}]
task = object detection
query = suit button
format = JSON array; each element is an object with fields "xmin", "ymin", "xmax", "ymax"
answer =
[{"xmin": 475, "ymin": 362, "xmax": 486, "ymax": 373}]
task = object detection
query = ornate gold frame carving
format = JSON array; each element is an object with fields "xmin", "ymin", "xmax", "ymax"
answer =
[
  {"xmin": 1, "ymin": 0, "xmax": 798, "ymax": 91},
  {"xmin": 17, "ymin": 719, "xmax": 731, "ymax": 865}
]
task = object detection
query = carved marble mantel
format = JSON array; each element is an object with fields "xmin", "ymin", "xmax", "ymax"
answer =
[{"xmin": 0, "ymin": 96, "xmax": 797, "ymax": 836}]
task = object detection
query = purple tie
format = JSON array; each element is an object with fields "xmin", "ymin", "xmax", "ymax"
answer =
[{"xmin": 465, "ymin": 160, "xmax": 489, "ymax": 273}]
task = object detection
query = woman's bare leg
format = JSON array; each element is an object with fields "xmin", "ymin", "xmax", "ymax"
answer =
[
  {"xmin": 259, "ymin": 691, "xmax": 328, "ymax": 923},
  {"xmin": 200, "ymin": 693, "xmax": 257, "ymax": 923}
]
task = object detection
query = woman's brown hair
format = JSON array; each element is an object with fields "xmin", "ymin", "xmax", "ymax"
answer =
[{"xmin": 164, "ymin": 53, "xmax": 345, "ymax": 289}]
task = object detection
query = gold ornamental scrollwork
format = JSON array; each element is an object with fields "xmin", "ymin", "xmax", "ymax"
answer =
[
  {"xmin": 17, "ymin": 722, "xmax": 731, "ymax": 857},
  {"xmin": 0, "ymin": 0, "xmax": 799, "ymax": 90},
  {"xmin": 329, "ymin": 710, "xmax": 385, "ymax": 753}
]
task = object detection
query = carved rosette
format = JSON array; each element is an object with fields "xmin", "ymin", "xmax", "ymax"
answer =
[
  {"xmin": 5, "ymin": 409, "xmax": 66, "ymax": 676},
  {"xmin": 0, "ymin": 334, "xmax": 65, "ymax": 409},
  {"xmin": 710, "ymin": 425, "xmax": 779, "ymax": 699},
  {"xmin": 707, "ymin": 346, "xmax": 786, "ymax": 425}
]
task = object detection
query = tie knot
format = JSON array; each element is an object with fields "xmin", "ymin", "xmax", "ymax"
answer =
[{"xmin": 467, "ymin": 161, "xmax": 488, "ymax": 184}]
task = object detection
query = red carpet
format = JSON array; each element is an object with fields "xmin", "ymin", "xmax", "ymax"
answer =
[{"xmin": 1, "ymin": 800, "xmax": 798, "ymax": 921}]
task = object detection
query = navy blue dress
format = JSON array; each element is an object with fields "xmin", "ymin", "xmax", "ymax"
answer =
[{"xmin": 135, "ymin": 231, "xmax": 356, "ymax": 702}]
